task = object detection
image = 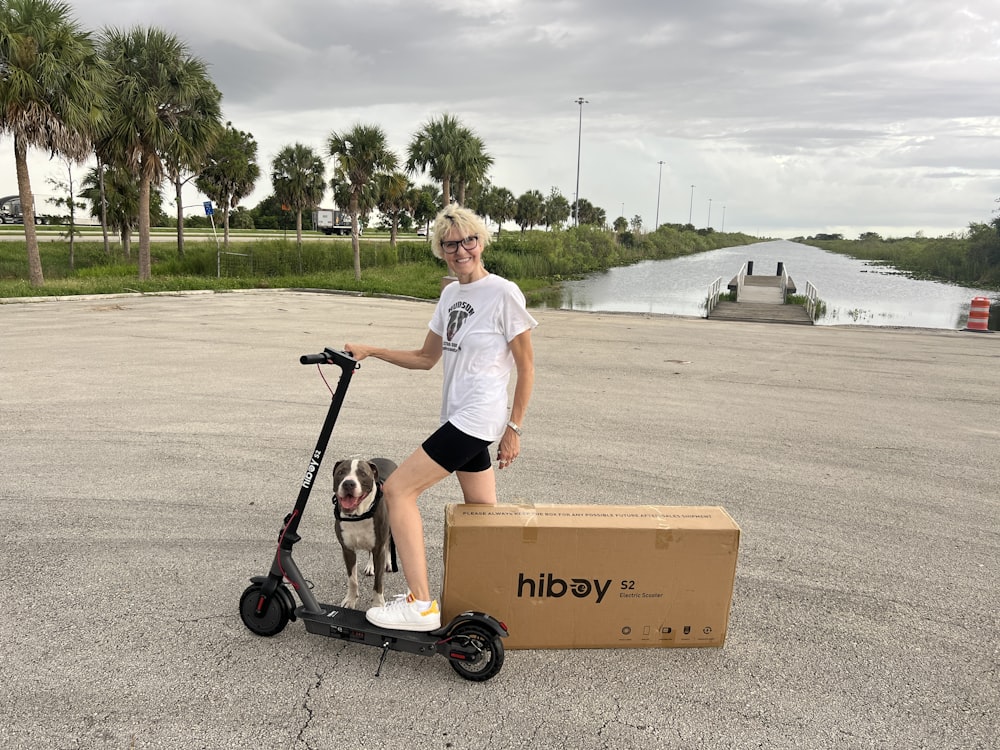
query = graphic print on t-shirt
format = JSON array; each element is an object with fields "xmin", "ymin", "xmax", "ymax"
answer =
[{"xmin": 444, "ymin": 300, "xmax": 475, "ymax": 351}]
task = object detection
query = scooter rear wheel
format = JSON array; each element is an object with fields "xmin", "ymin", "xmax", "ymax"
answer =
[
  {"xmin": 447, "ymin": 623, "xmax": 505, "ymax": 682},
  {"xmin": 240, "ymin": 583, "xmax": 291, "ymax": 636}
]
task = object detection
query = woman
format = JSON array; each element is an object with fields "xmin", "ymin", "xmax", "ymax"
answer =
[{"xmin": 345, "ymin": 205, "xmax": 536, "ymax": 631}]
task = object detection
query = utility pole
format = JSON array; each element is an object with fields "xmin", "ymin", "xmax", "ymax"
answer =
[
  {"xmin": 655, "ymin": 160, "xmax": 665, "ymax": 230},
  {"xmin": 574, "ymin": 97, "xmax": 588, "ymax": 226},
  {"xmin": 688, "ymin": 185, "xmax": 695, "ymax": 225}
]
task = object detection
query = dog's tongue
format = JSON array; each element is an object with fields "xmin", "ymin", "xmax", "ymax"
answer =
[
  {"xmin": 338, "ymin": 492, "xmax": 370, "ymax": 512},
  {"xmin": 338, "ymin": 495, "xmax": 360, "ymax": 511}
]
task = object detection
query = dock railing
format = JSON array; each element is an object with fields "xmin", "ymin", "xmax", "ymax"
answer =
[
  {"xmin": 805, "ymin": 281, "xmax": 820, "ymax": 320},
  {"xmin": 735, "ymin": 262, "xmax": 748, "ymax": 301},
  {"xmin": 706, "ymin": 276, "xmax": 723, "ymax": 316}
]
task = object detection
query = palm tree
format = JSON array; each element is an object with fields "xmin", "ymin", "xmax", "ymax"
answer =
[
  {"xmin": 486, "ymin": 187, "xmax": 516, "ymax": 236},
  {"xmin": 543, "ymin": 188, "xmax": 572, "ymax": 230},
  {"xmin": 514, "ymin": 189, "xmax": 545, "ymax": 233},
  {"xmin": 327, "ymin": 124, "xmax": 398, "ymax": 280},
  {"xmin": 409, "ymin": 184, "xmax": 440, "ymax": 238},
  {"xmin": 162, "ymin": 84, "xmax": 223, "ymax": 258},
  {"xmin": 375, "ymin": 171, "xmax": 411, "ymax": 248},
  {"xmin": 80, "ymin": 162, "xmax": 142, "ymax": 255},
  {"xmin": 0, "ymin": 0, "xmax": 108, "ymax": 285},
  {"xmin": 100, "ymin": 26, "xmax": 221, "ymax": 280},
  {"xmin": 271, "ymin": 143, "xmax": 326, "ymax": 248},
  {"xmin": 453, "ymin": 130, "xmax": 493, "ymax": 207},
  {"xmin": 195, "ymin": 124, "xmax": 260, "ymax": 250},
  {"xmin": 406, "ymin": 113, "xmax": 464, "ymax": 209}
]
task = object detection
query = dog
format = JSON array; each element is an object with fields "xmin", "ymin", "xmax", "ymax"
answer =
[{"xmin": 331, "ymin": 457, "xmax": 398, "ymax": 609}]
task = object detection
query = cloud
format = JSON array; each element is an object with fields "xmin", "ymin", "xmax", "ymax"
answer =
[{"xmin": 2, "ymin": 0, "xmax": 998, "ymax": 239}]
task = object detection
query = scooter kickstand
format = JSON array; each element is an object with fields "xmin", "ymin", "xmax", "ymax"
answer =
[{"xmin": 375, "ymin": 640, "xmax": 391, "ymax": 677}]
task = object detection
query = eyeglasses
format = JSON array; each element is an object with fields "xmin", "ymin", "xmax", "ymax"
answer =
[{"xmin": 441, "ymin": 235, "xmax": 479, "ymax": 254}]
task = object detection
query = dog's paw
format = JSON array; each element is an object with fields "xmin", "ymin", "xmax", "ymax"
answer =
[
  {"xmin": 363, "ymin": 558, "xmax": 375, "ymax": 577},
  {"xmin": 373, "ymin": 592, "xmax": 385, "ymax": 608},
  {"xmin": 340, "ymin": 594, "xmax": 359, "ymax": 609}
]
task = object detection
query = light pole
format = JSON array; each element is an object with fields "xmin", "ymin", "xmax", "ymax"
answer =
[
  {"xmin": 655, "ymin": 160, "xmax": 665, "ymax": 230},
  {"xmin": 573, "ymin": 97, "xmax": 588, "ymax": 226},
  {"xmin": 707, "ymin": 198, "xmax": 713, "ymax": 229},
  {"xmin": 688, "ymin": 185, "xmax": 695, "ymax": 226},
  {"xmin": 721, "ymin": 205, "xmax": 726, "ymax": 233}
]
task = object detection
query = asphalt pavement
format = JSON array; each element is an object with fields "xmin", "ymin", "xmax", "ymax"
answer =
[{"xmin": 1, "ymin": 289, "xmax": 997, "ymax": 749}]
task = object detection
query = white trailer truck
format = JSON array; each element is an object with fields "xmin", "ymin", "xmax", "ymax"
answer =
[
  {"xmin": 312, "ymin": 208, "xmax": 355, "ymax": 236},
  {"xmin": 0, "ymin": 194, "xmax": 46, "ymax": 224}
]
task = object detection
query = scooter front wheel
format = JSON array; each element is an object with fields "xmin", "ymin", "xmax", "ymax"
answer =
[
  {"xmin": 240, "ymin": 583, "xmax": 291, "ymax": 636},
  {"xmin": 446, "ymin": 623, "xmax": 505, "ymax": 682}
]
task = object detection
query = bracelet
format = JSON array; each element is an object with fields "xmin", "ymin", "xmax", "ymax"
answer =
[{"xmin": 506, "ymin": 420, "xmax": 522, "ymax": 436}]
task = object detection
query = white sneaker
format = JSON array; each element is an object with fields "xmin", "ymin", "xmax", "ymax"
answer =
[{"xmin": 366, "ymin": 592, "xmax": 441, "ymax": 632}]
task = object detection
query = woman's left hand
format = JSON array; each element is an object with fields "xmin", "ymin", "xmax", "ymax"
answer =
[{"xmin": 497, "ymin": 431, "xmax": 520, "ymax": 469}]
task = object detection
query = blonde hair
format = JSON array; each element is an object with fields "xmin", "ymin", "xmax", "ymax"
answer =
[{"xmin": 430, "ymin": 205, "xmax": 491, "ymax": 259}]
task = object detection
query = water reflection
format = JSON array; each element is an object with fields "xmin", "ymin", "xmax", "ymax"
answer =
[{"xmin": 559, "ymin": 239, "xmax": 997, "ymax": 329}]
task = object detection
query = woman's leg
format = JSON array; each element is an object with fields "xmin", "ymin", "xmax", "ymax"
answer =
[
  {"xmin": 456, "ymin": 466, "xmax": 497, "ymax": 505},
  {"xmin": 381, "ymin": 446, "xmax": 449, "ymax": 602}
]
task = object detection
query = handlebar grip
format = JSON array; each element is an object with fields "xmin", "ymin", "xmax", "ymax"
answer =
[
  {"xmin": 300, "ymin": 352, "xmax": 331, "ymax": 365},
  {"xmin": 299, "ymin": 348, "xmax": 358, "ymax": 368}
]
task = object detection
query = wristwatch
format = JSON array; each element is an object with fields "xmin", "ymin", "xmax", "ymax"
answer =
[{"xmin": 506, "ymin": 420, "xmax": 522, "ymax": 436}]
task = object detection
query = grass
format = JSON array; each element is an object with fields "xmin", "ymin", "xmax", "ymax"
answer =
[
  {"xmin": 0, "ymin": 224, "xmax": 767, "ymax": 305},
  {"xmin": 0, "ymin": 235, "xmax": 448, "ymax": 299},
  {"xmin": 786, "ymin": 293, "xmax": 827, "ymax": 321}
]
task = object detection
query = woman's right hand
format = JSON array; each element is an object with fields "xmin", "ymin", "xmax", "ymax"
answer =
[{"xmin": 344, "ymin": 342, "xmax": 371, "ymax": 360}]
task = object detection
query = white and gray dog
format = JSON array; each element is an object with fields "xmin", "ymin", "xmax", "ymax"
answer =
[{"xmin": 331, "ymin": 457, "xmax": 398, "ymax": 609}]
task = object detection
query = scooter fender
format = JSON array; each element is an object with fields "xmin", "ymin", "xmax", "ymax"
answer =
[
  {"xmin": 249, "ymin": 575, "xmax": 297, "ymax": 622},
  {"xmin": 441, "ymin": 611, "xmax": 508, "ymax": 639}
]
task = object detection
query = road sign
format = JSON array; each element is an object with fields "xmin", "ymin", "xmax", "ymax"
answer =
[{"xmin": 203, "ymin": 201, "xmax": 214, "ymax": 216}]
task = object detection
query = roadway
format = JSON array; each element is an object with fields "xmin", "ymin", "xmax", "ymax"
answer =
[{"xmin": 1, "ymin": 290, "xmax": 997, "ymax": 749}]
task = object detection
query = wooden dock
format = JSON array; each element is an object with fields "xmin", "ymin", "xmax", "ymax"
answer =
[{"xmin": 707, "ymin": 263, "xmax": 814, "ymax": 325}]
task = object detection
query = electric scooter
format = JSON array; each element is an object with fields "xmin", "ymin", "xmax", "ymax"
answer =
[{"xmin": 239, "ymin": 347, "xmax": 508, "ymax": 681}]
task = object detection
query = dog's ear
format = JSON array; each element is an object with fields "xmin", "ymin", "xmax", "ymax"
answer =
[
  {"xmin": 368, "ymin": 461, "xmax": 380, "ymax": 482},
  {"xmin": 332, "ymin": 459, "xmax": 347, "ymax": 477}
]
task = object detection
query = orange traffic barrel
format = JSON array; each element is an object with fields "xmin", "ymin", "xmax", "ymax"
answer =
[{"xmin": 966, "ymin": 297, "xmax": 992, "ymax": 332}]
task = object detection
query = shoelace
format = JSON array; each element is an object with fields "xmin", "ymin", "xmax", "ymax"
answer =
[{"xmin": 384, "ymin": 594, "xmax": 409, "ymax": 609}]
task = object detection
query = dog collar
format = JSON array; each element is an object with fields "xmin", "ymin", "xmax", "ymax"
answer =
[{"xmin": 334, "ymin": 482, "xmax": 384, "ymax": 522}]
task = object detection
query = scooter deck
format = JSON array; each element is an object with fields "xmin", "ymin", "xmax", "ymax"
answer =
[{"xmin": 297, "ymin": 604, "xmax": 442, "ymax": 656}]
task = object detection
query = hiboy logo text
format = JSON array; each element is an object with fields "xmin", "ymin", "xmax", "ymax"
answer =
[{"xmin": 517, "ymin": 572, "xmax": 612, "ymax": 604}]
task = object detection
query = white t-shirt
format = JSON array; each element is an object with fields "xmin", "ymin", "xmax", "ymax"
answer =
[{"xmin": 429, "ymin": 274, "xmax": 538, "ymax": 442}]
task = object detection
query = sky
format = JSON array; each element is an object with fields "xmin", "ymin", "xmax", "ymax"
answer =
[{"xmin": 3, "ymin": 0, "xmax": 1000, "ymax": 239}]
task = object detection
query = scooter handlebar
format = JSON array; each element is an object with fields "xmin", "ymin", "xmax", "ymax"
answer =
[{"xmin": 299, "ymin": 348, "xmax": 357, "ymax": 368}]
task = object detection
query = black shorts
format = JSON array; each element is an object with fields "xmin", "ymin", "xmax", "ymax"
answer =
[{"xmin": 422, "ymin": 421, "xmax": 492, "ymax": 473}]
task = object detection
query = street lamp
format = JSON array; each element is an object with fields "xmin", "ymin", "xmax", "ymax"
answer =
[
  {"xmin": 688, "ymin": 185, "xmax": 695, "ymax": 226},
  {"xmin": 721, "ymin": 205, "xmax": 726, "ymax": 233},
  {"xmin": 655, "ymin": 160, "xmax": 665, "ymax": 230},
  {"xmin": 707, "ymin": 198, "xmax": 713, "ymax": 229},
  {"xmin": 574, "ymin": 97, "xmax": 588, "ymax": 226}
]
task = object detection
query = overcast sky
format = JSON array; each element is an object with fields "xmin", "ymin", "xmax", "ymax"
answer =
[{"xmin": 4, "ymin": 0, "xmax": 1000, "ymax": 238}]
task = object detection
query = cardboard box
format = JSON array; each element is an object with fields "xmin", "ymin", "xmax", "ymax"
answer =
[{"xmin": 441, "ymin": 504, "xmax": 740, "ymax": 650}]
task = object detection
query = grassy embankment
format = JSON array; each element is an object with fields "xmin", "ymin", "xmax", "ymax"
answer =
[
  {"xmin": 803, "ymin": 235, "xmax": 1000, "ymax": 290},
  {"xmin": 0, "ymin": 224, "xmax": 767, "ymax": 306}
]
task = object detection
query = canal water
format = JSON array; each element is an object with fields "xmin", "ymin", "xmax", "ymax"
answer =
[{"xmin": 559, "ymin": 239, "xmax": 997, "ymax": 329}]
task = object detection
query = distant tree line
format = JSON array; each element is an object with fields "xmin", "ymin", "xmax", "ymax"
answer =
[{"xmin": 801, "ymin": 210, "xmax": 1000, "ymax": 289}]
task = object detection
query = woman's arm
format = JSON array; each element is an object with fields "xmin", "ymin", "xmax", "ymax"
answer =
[
  {"xmin": 507, "ymin": 329, "xmax": 535, "ymax": 428},
  {"xmin": 498, "ymin": 329, "xmax": 535, "ymax": 469},
  {"xmin": 346, "ymin": 330, "xmax": 443, "ymax": 371}
]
